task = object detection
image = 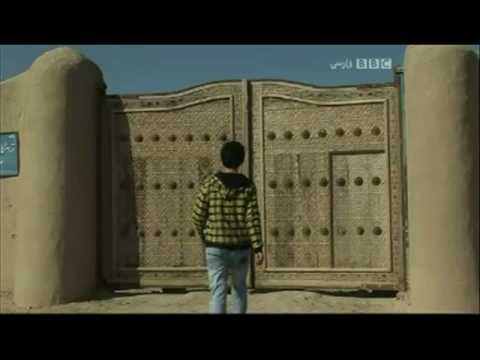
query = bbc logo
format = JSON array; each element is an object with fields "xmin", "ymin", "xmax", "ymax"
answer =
[{"xmin": 356, "ymin": 58, "xmax": 392, "ymax": 70}]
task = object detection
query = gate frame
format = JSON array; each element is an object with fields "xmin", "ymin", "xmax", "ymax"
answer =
[{"xmin": 101, "ymin": 74, "xmax": 407, "ymax": 292}]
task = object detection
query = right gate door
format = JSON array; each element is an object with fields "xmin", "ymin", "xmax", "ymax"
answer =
[{"xmin": 250, "ymin": 80, "xmax": 406, "ymax": 291}]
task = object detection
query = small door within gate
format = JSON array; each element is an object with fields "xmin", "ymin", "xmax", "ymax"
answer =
[{"xmin": 102, "ymin": 79, "xmax": 405, "ymax": 291}]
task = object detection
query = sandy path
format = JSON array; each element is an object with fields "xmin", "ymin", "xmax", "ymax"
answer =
[{"xmin": 1, "ymin": 289, "xmax": 407, "ymax": 314}]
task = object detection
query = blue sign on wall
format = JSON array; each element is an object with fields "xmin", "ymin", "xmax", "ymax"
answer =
[{"xmin": 0, "ymin": 132, "xmax": 19, "ymax": 177}]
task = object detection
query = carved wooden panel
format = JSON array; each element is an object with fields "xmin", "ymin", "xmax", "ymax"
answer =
[
  {"xmin": 104, "ymin": 81, "xmax": 247, "ymax": 287},
  {"xmin": 251, "ymin": 81, "xmax": 405, "ymax": 291}
]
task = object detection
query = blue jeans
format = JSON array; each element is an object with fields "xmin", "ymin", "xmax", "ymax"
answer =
[{"xmin": 206, "ymin": 247, "xmax": 250, "ymax": 314}]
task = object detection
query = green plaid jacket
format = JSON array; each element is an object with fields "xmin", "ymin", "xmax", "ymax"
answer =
[{"xmin": 192, "ymin": 173, "xmax": 263, "ymax": 253}]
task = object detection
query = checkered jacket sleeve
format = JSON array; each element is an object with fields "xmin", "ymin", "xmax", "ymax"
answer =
[
  {"xmin": 192, "ymin": 179, "xmax": 209, "ymax": 242},
  {"xmin": 245, "ymin": 184, "xmax": 263, "ymax": 252}
]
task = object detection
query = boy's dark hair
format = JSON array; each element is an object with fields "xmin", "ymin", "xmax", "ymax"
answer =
[{"xmin": 221, "ymin": 141, "xmax": 245, "ymax": 169}]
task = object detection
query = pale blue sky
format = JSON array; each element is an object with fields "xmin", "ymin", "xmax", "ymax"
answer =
[{"xmin": 1, "ymin": 45, "xmax": 478, "ymax": 95}]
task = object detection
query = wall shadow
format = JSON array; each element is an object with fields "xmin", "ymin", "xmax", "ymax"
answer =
[{"xmin": 98, "ymin": 97, "xmax": 141, "ymax": 290}]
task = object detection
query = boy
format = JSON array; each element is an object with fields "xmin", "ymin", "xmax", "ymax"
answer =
[{"xmin": 192, "ymin": 141, "xmax": 264, "ymax": 314}]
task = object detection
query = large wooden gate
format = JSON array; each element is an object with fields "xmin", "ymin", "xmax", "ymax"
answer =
[{"xmin": 102, "ymin": 78, "xmax": 405, "ymax": 291}]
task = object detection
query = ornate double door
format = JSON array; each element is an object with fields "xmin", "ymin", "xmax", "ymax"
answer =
[{"xmin": 102, "ymin": 79, "xmax": 405, "ymax": 291}]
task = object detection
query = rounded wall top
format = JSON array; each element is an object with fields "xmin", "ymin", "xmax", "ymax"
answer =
[
  {"xmin": 407, "ymin": 45, "xmax": 476, "ymax": 53},
  {"xmin": 405, "ymin": 45, "xmax": 479, "ymax": 66},
  {"xmin": 30, "ymin": 47, "xmax": 104, "ymax": 86}
]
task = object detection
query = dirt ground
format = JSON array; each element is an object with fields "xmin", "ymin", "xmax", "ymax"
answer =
[{"xmin": 1, "ymin": 288, "xmax": 408, "ymax": 314}]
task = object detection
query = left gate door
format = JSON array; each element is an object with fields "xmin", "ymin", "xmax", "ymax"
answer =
[{"xmin": 102, "ymin": 81, "xmax": 248, "ymax": 287}]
